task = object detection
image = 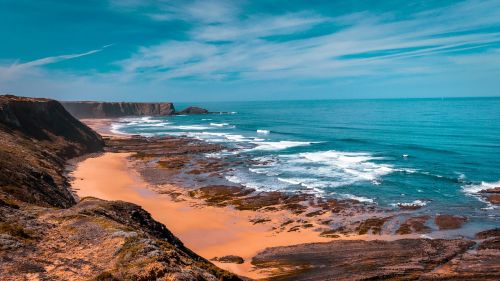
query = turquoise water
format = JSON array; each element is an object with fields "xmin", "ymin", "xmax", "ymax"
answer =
[{"xmin": 113, "ymin": 98, "xmax": 500, "ymax": 230}]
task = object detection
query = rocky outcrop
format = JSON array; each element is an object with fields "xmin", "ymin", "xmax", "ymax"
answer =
[
  {"xmin": 0, "ymin": 197, "xmax": 240, "ymax": 280},
  {"xmin": 61, "ymin": 101, "xmax": 176, "ymax": 118},
  {"xmin": 177, "ymin": 106, "xmax": 209, "ymax": 115},
  {"xmin": 252, "ymin": 238, "xmax": 497, "ymax": 280},
  {"xmin": 435, "ymin": 214, "xmax": 467, "ymax": 230},
  {"xmin": 0, "ymin": 95, "xmax": 104, "ymax": 207},
  {"xmin": 480, "ymin": 187, "xmax": 500, "ymax": 204},
  {"xmin": 211, "ymin": 255, "xmax": 245, "ymax": 264}
]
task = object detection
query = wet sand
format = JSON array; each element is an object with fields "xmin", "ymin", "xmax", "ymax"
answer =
[
  {"xmin": 71, "ymin": 152, "xmax": 332, "ymax": 279},
  {"xmin": 80, "ymin": 119, "xmax": 125, "ymax": 138}
]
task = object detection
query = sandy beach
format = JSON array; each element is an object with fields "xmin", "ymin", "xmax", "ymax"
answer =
[
  {"xmin": 71, "ymin": 152, "xmax": 333, "ymax": 278},
  {"xmin": 80, "ymin": 119, "xmax": 124, "ymax": 138}
]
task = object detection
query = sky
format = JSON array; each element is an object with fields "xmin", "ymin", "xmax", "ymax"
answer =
[{"xmin": 0, "ymin": 0, "xmax": 499, "ymax": 102}]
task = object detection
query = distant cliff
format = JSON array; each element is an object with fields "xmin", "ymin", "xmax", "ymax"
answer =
[{"xmin": 61, "ymin": 101, "xmax": 176, "ymax": 118}]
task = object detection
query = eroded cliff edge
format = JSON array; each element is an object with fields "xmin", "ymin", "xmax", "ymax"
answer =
[
  {"xmin": 0, "ymin": 95, "xmax": 240, "ymax": 280},
  {"xmin": 0, "ymin": 95, "xmax": 104, "ymax": 207}
]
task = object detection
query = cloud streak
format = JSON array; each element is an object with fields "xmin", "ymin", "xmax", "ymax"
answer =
[
  {"xmin": 0, "ymin": 45, "xmax": 111, "ymax": 81},
  {"xmin": 117, "ymin": 0, "xmax": 500, "ymax": 81},
  {"xmin": 1, "ymin": 0, "xmax": 500, "ymax": 101}
]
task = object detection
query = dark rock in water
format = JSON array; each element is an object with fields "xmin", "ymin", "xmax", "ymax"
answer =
[
  {"xmin": 61, "ymin": 101, "xmax": 176, "ymax": 118},
  {"xmin": 476, "ymin": 228, "xmax": 500, "ymax": 239},
  {"xmin": 485, "ymin": 194, "xmax": 500, "ymax": 204},
  {"xmin": 252, "ymin": 239, "xmax": 475, "ymax": 280},
  {"xmin": 396, "ymin": 215, "xmax": 431, "ymax": 235},
  {"xmin": 0, "ymin": 95, "xmax": 104, "ymax": 207},
  {"xmin": 435, "ymin": 214, "xmax": 467, "ymax": 230},
  {"xmin": 479, "ymin": 187, "xmax": 500, "ymax": 204},
  {"xmin": 177, "ymin": 106, "xmax": 209, "ymax": 115},
  {"xmin": 211, "ymin": 255, "xmax": 245, "ymax": 264},
  {"xmin": 480, "ymin": 187, "xmax": 500, "ymax": 194}
]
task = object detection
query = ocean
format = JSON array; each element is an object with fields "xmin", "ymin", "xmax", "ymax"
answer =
[{"xmin": 111, "ymin": 97, "xmax": 500, "ymax": 231}]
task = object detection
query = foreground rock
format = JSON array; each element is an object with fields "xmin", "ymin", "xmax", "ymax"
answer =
[
  {"xmin": 252, "ymin": 238, "xmax": 500, "ymax": 280},
  {"xmin": 0, "ymin": 196, "xmax": 239, "ymax": 280},
  {"xmin": 420, "ymin": 228, "xmax": 500, "ymax": 280},
  {"xmin": 0, "ymin": 95, "xmax": 239, "ymax": 280}
]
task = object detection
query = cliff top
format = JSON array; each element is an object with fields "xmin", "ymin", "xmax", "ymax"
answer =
[
  {"xmin": 0, "ymin": 94, "xmax": 53, "ymax": 103},
  {"xmin": 61, "ymin": 100, "xmax": 173, "ymax": 104}
]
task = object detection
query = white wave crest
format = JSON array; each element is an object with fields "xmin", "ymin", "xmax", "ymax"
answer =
[
  {"xmin": 110, "ymin": 123, "xmax": 127, "ymax": 134},
  {"xmin": 257, "ymin": 129, "xmax": 270, "ymax": 134},
  {"xmin": 170, "ymin": 125, "xmax": 213, "ymax": 130},
  {"xmin": 341, "ymin": 194, "xmax": 374, "ymax": 203},
  {"xmin": 210, "ymin": 122, "xmax": 231, "ymax": 127},
  {"xmin": 390, "ymin": 199, "xmax": 428, "ymax": 207},
  {"xmin": 463, "ymin": 180, "xmax": 500, "ymax": 194},
  {"xmin": 249, "ymin": 150, "xmax": 395, "ymax": 192},
  {"xmin": 249, "ymin": 141, "xmax": 313, "ymax": 151},
  {"xmin": 277, "ymin": 177, "xmax": 302, "ymax": 185}
]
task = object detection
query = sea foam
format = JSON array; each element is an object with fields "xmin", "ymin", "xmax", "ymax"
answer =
[
  {"xmin": 249, "ymin": 150, "xmax": 395, "ymax": 192},
  {"xmin": 249, "ymin": 141, "xmax": 313, "ymax": 151},
  {"xmin": 463, "ymin": 180, "xmax": 500, "ymax": 194}
]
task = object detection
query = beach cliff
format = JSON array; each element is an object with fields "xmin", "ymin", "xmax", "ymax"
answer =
[
  {"xmin": 61, "ymin": 101, "xmax": 212, "ymax": 118},
  {"xmin": 0, "ymin": 95, "xmax": 240, "ymax": 280},
  {"xmin": 61, "ymin": 101, "xmax": 176, "ymax": 118}
]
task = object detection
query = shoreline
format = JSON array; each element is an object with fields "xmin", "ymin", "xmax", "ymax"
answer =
[
  {"xmin": 70, "ymin": 152, "xmax": 334, "ymax": 278},
  {"xmin": 69, "ymin": 118, "xmax": 498, "ymax": 279}
]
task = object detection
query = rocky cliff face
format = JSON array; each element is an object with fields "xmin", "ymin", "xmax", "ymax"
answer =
[
  {"xmin": 61, "ymin": 101, "xmax": 176, "ymax": 118},
  {"xmin": 0, "ymin": 95, "xmax": 104, "ymax": 207},
  {"xmin": 0, "ymin": 95, "xmax": 240, "ymax": 280}
]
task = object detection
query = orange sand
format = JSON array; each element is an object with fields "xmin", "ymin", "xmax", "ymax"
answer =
[{"xmin": 71, "ymin": 152, "xmax": 332, "ymax": 279}]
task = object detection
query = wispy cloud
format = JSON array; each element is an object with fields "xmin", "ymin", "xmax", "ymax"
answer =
[
  {"xmin": 0, "ymin": 45, "xmax": 111, "ymax": 81},
  {"xmin": 110, "ymin": 0, "xmax": 241, "ymax": 23},
  {"xmin": 2, "ymin": 0, "xmax": 500, "ymax": 100},
  {"xmin": 118, "ymin": 0, "xmax": 500, "ymax": 81}
]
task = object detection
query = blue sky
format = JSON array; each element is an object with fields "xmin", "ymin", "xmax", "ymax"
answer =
[{"xmin": 0, "ymin": 0, "xmax": 499, "ymax": 102}]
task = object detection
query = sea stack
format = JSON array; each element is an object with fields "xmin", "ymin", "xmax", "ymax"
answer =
[{"xmin": 177, "ymin": 106, "xmax": 209, "ymax": 115}]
